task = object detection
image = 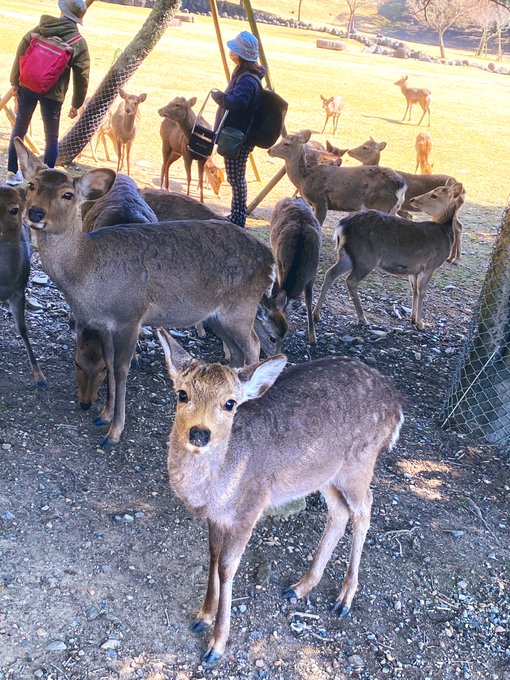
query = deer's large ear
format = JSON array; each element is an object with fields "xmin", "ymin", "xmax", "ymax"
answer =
[
  {"xmin": 157, "ymin": 328, "xmax": 194, "ymax": 383},
  {"xmin": 237, "ymin": 354, "xmax": 287, "ymax": 404},
  {"xmin": 296, "ymin": 130, "xmax": 312, "ymax": 144},
  {"xmin": 76, "ymin": 169, "xmax": 116, "ymax": 201},
  {"xmin": 138, "ymin": 92, "xmax": 147, "ymax": 103},
  {"xmin": 188, "ymin": 96, "xmax": 197, "ymax": 108},
  {"xmin": 14, "ymin": 138, "xmax": 46, "ymax": 180},
  {"xmin": 377, "ymin": 141, "xmax": 387, "ymax": 151}
]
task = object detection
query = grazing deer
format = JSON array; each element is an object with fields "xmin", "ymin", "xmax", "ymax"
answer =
[
  {"xmin": 269, "ymin": 197, "xmax": 321, "ymax": 344},
  {"xmin": 76, "ymin": 175, "xmax": 158, "ymax": 409},
  {"xmin": 320, "ymin": 95, "xmax": 344, "ymax": 135},
  {"xmin": 109, "ymin": 88, "xmax": 147, "ymax": 175},
  {"xmin": 346, "ymin": 136, "xmax": 464, "ymax": 261},
  {"xmin": 415, "ymin": 131, "xmax": 433, "ymax": 174},
  {"xmin": 15, "ymin": 138, "xmax": 274, "ymax": 447},
  {"xmin": 0, "ymin": 185, "xmax": 46, "ymax": 387},
  {"xmin": 157, "ymin": 328, "xmax": 404, "ymax": 665},
  {"xmin": 268, "ymin": 130, "xmax": 406, "ymax": 225},
  {"xmin": 394, "ymin": 75, "xmax": 431, "ymax": 126},
  {"xmin": 159, "ymin": 97, "xmax": 213, "ymax": 203},
  {"xmin": 313, "ymin": 180, "xmax": 465, "ymax": 329},
  {"xmin": 159, "ymin": 117, "xmax": 224, "ymax": 197}
]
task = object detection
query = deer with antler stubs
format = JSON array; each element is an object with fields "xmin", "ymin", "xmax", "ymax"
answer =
[{"xmin": 157, "ymin": 328, "xmax": 403, "ymax": 665}]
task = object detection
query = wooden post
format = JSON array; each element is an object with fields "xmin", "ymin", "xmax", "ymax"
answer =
[{"xmin": 247, "ymin": 166, "xmax": 285, "ymax": 213}]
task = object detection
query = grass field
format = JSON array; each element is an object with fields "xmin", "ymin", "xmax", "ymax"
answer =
[{"xmin": 0, "ymin": 0, "xmax": 509, "ymax": 213}]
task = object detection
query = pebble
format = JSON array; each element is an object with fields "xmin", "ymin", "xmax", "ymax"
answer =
[
  {"xmin": 45, "ymin": 640, "xmax": 67, "ymax": 651},
  {"xmin": 348, "ymin": 654, "xmax": 365, "ymax": 668},
  {"xmin": 31, "ymin": 274, "xmax": 49, "ymax": 285},
  {"xmin": 2, "ymin": 511, "xmax": 15, "ymax": 521},
  {"xmin": 1, "ymin": 444, "xmax": 12, "ymax": 451},
  {"xmin": 26, "ymin": 296, "xmax": 44, "ymax": 311},
  {"xmin": 100, "ymin": 637, "xmax": 121, "ymax": 650}
]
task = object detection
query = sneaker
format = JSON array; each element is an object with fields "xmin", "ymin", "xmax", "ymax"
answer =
[{"xmin": 5, "ymin": 170, "xmax": 24, "ymax": 186}]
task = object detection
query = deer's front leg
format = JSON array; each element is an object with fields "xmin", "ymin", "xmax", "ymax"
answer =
[
  {"xmin": 192, "ymin": 520, "xmax": 224, "ymax": 633},
  {"xmin": 202, "ymin": 524, "xmax": 253, "ymax": 665}
]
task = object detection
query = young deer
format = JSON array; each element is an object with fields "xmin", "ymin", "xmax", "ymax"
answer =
[
  {"xmin": 109, "ymin": 88, "xmax": 147, "ymax": 175},
  {"xmin": 394, "ymin": 75, "xmax": 432, "ymax": 126},
  {"xmin": 320, "ymin": 95, "xmax": 344, "ymax": 135},
  {"xmin": 0, "ymin": 185, "xmax": 46, "ymax": 387},
  {"xmin": 269, "ymin": 197, "xmax": 321, "ymax": 344},
  {"xmin": 346, "ymin": 136, "xmax": 464, "ymax": 261},
  {"xmin": 157, "ymin": 328, "xmax": 403, "ymax": 665},
  {"xmin": 415, "ymin": 131, "xmax": 433, "ymax": 174},
  {"xmin": 313, "ymin": 180, "xmax": 465, "ymax": 329},
  {"xmin": 159, "ymin": 117, "xmax": 224, "ymax": 197},
  {"xmin": 268, "ymin": 130, "xmax": 406, "ymax": 225},
  {"xmin": 15, "ymin": 138, "xmax": 274, "ymax": 447}
]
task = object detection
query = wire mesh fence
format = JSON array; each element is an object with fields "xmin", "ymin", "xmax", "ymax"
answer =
[{"xmin": 441, "ymin": 205, "xmax": 510, "ymax": 449}]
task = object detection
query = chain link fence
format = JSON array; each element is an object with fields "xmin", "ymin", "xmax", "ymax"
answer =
[{"xmin": 441, "ymin": 205, "xmax": 510, "ymax": 449}]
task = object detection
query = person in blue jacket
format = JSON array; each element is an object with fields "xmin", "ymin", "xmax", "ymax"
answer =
[{"xmin": 211, "ymin": 31, "xmax": 265, "ymax": 228}]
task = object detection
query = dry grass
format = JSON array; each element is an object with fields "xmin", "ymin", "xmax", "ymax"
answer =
[{"xmin": 0, "ymin": 0, "xmax": 509, "ymax": 211}]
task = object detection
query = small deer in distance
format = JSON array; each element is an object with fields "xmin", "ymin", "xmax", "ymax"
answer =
[
  {"xmin": 108, "ymin": 88, "xmax": 147, "ymax": 175},
  {"xmin": 394, "ymin": 75, "xmax": 431, "ymax": 126},
  {"xmin": 320, "ymin": 95, "xmax": 344, "ymax": 135},
  {"xmin": 415, "ymin": 131, "xmax": 433, "ymax": 174}
]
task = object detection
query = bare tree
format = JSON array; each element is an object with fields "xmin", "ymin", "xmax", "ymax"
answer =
[
  {"xmin": 344, "ymin": 0, "xmax": 375, "ymax": 37},
  {"xmin": 468, "ymin": 0, "xmax": 496, "ymax": 56},
  {"xmin": 298, "ymin": 0, "xmax": 304, "ymax": 22},
  {"xmin": 493, "ymin": 2, "xmax": 510, "ymax": 59},
  {"xmin": 406, "ymin": 0, "xmax": 477, "ymax": 59}
]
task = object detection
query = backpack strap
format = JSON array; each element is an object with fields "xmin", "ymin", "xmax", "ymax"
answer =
[{"xmin": 66, "ymin": 34, "xmax": 82, "ymax": 46}]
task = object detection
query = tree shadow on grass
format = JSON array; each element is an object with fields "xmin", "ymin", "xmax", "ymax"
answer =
[{"xmin": 361, "ymin": 114, "xmax": 420, "ymax": 126}]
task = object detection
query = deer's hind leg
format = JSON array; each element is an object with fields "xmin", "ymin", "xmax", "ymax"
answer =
[{"xmin": 283, "ymin": 484, "xmax": 350, "ymax": 601}]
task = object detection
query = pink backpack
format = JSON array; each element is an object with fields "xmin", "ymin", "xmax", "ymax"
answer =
[{"xmin": 19, "ymin": 33, "xmax": 82, "ymax": 95}]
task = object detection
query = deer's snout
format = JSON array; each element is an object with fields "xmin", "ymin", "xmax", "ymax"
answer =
[
  {"xmin": 189, "ymin": 426, "xmax": 211, "ymax": 449},
  {"xmin": 28, "ymin": 207, "xmax": 46, "ymax": 224}
]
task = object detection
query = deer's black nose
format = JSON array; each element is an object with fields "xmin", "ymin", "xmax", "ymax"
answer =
[
  {"xmin": 28, "ymin": 207, "xmax": 45, "ymax": 223},
  {"xmin": 189, "ymin": 427, "xmax": 210, "ymax": 448}
]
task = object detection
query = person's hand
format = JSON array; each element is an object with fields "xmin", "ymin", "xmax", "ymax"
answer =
[
  {"xmin": 211, "ymin": 89, "xmax": 224, "ymax": 105},
  {"xmin": 11, "ymin": 85, "xmax": 19, "ymax": 98},
  {"xmin": 68, "ymin": 106, "xmax": 78, "ymax": 119}
]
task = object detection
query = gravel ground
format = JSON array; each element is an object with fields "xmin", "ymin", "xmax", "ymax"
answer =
[{"xmin": 1, "ymin": 175, "xmax": 509, "ymax": 680}]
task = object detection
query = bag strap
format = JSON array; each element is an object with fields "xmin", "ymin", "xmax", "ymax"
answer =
[{"xmin": 66, "ymin": 34, "xmax": 82, "ymax": 45}]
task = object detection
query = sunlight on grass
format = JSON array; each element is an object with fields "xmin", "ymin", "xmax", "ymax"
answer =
[{"xmin": 0, "ymin": 0, "xmax": 508, "ymax": 210}]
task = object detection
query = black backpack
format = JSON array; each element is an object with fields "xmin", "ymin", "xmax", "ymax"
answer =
[{"xmin": 248, "ymin": 88, "xmax": 288, "ymax": 149}]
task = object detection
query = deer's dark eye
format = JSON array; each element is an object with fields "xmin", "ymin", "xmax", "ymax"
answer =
[
  {"xmin": 9, "ymin": 207, "xmax": 19, "ymax": 215},
  {"xmin": 177, "ymin": 390, "xmax": 188, "ymax": 403},
  {"xmin": 27, "ymin": 182, "xmax": 35, "ymax": 191},
  {"xmin": 224, "ymin": 399, "xmax": 236, "ymax": 412},
  {"xmin": 62, "ymin": 192, "xmax": 74, "ymax": 201}
]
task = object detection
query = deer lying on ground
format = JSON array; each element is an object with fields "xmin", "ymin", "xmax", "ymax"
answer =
[
  {"xmin": 346, "ymin": 136, "xmax": 464, "ymax": 261},
  {"xmin": 15, "ymin": 138, "xmax": 274, "ymax": 448},
  {"xmin": 159, "ymin": 117, "xmax": 224, "ymax": 197},
  {"xmin": 394, "ymin": 75, "xmax": 432, "ymax": 126},
  {"xmin": 320, "ymin": 95, "xmax": 344, "ymax": 135},
  {"xmin": 313, "ymin": 180, "xmax": 465, "ymax": 330},
  {"xmin": 268, "ymin": 130, "xmax": 406, "ymax": 225},
  {"xmin": 415, "ymin": 131, "xmax": 433, "ymax": 174},
  {"xmin": 0, "ymin": 184, "xmax": 46, "ymax": 387},
  {"xmin": 108, "ymin": 88, "xmax": 147, "ymax": 175},
  {"xmin": 157, "ymin": 328, "xmax": 403, "ymax": 665},
  {"xmin": 269, "ymin": 197, "xmax": 321, "ymax": 344}
]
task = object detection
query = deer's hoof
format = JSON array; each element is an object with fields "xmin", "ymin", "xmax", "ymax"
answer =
[
  {"xmin": 191, "ymin": 619, "xmax": 209, "ymax": 634},
  {"xmin": 79, "ymin": 401, "xmax": 92, "ymax": 411},
  {"xmin": 94, "ymin": 416, "xmax": 110, "ymax": 427},
  {"xmin": 99, "ymin": 435, "xmax": 116, "ymax": 450},
  {"xmin": 331, "ymin": 601, "xmax": 351, "ymax": 619},
  {"xmin": 282, "ymin": 587, "xmax": 298, "ymax": 601},
  {"xmin": 202, "ymin": 648, "xmax": 222, "ymax": 665},
  {"xmin": 36, "ymin": 376, "xmax": 48, "ymax": 390}
]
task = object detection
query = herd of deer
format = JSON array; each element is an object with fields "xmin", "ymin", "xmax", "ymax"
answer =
[{"xmin": 0, "ymin": 71, "xmax": 464, "ymax": 665}]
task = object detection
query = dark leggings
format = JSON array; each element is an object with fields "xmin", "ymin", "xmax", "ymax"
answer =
[
  {"xmin": 224, "ymin": 143, "xmax": 254, "ymax": 228},
  {"xmin": 8, "ymin": 86, "xmax": 62, "ymax": 171}
]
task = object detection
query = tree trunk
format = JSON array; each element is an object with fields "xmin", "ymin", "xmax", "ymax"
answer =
[
  {"xmin": 442, "ymin": 206, "xmax": 510, "ymax": 449},
  {"xmin": 475, "ymin": 26, "xmax": 488, "ymax": 57},
  {"xmin": 57, "ymin": 0, "xmax": 180, "ymax": 164},
  {"xmin": 438, "ymin": 29, "xmax": 446, "ymax": 59},
  {"xmin": 347, "ymin": 10, "xmax": 355, "ymax": 38},
  {"xmin": 496, "ymin": 26, "xmax": 503, "ymax": 61},
  {"xmin": 297, "ymin": 0, "xmax": 303, "ymax": 22}
]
